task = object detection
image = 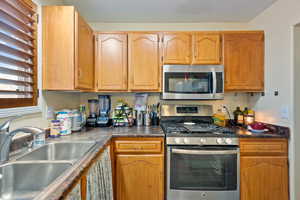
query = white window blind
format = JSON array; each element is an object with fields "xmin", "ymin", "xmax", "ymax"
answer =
[{"xmin": 0, "ymin": 0, "xmax": 37, "ymax": 108}]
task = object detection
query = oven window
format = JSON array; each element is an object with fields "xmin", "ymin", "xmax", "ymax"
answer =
[
  {"xmin": 170, "ymin": 148, "xmax": 237, "ymax": 191},
  {"xmin": 165, "ymin": 72, "xmax": 213, "ymax": 94}
]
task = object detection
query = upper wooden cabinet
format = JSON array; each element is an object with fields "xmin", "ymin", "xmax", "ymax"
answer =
[
  {"xmin": 42, "ymin": 6, "xmax": 94, "ymax": 91},
  {"xmin": 76, "ymin": 13, "xmax": 94, "ymax": 90},
  {"xmin": 192, "ymin": 33, "xmax": 222, "ymax": 65},
  {"xmin": 163, "ymin": 33, "xmax": 192, "ymax": 64},
  {"xmin": 223, "ymin": 32, "xmax": 264, "ymax": 92},
  {"xmin": 95, "ymin": 33, "xmax": 128, "ymax": 91},
  {"xmin": 128, "ymin": 33, "xmax": 160, "ymax": 91}
]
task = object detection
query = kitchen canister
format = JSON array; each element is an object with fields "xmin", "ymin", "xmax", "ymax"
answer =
[{"xmin": 57, "ymin": 111, "xmax": 72, "ymax": 135}]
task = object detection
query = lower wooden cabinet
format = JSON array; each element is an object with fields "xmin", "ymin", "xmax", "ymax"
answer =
[
  {"xmin": 113, "ymin": 137, "xmax": 164, "ymax": 200},
  {"xmin": 240, "ymin": 138, "xmax": 289, "ymax": 200},
  {"xmin": 241, "ymin": 156, "xmax": 289, "ymax": 200},
  {"xmin": 116, "ymin": 154, "xmax": 164, "ymax": 200}
]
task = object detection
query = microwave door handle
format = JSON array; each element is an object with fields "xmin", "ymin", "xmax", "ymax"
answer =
[
  {"xmin": 172, "ymin": 149, "xmax": 239, "ymax": 155},
  {"xmin": 212, "ymin": 71, "xmax": 217, "ymax": 96}
]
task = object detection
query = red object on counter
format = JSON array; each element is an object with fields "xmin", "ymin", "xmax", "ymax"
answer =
[{"xmin": 249, "ymin": 122, "xmax": 266, "ymax": 130}]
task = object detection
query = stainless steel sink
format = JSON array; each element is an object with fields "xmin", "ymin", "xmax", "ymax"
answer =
[
  {"xmin": 17, "ymin": 141, "xmax": 96, "ymax": 162},
  {"xmin": 0, "ymin": 161, "xmax": 72, "ymax": 200}
]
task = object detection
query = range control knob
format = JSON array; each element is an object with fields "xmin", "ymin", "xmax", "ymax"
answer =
[
  {"xmin": 216, "ymin": 138, "xmax": 225, "ymax": 144},
  {"xmin": 183, "ymin": 138, "xmax": 189, "ymax": 144},
  {"xmin": 174, "ymin": 138, "xmax": 182, "ymax": 144},
  {"xmin": 225, "ymin": 138, "xmax": 233, "ymax": 144},
  {"xmin": 199, "ymin": 138, "xmax": 206, "ymax": 144}
]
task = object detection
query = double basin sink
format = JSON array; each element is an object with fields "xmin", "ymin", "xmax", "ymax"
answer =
[{"xmin": 0, "ymin": 141, "xmax": 96, "ymax": 200}]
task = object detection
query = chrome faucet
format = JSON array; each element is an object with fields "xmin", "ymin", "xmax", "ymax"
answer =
[{"xmin": 0, "ymin": 117, "xmax": 45, "ymax": 162}]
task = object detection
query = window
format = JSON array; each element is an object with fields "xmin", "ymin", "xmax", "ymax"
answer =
[{"xmin": 0, "ymin": 0, "xmax": 37, "ymax": 109}]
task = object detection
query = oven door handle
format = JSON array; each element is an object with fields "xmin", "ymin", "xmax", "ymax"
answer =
[{"xmin": 172, "ymin": 149, "xmax": 239, "ymax": 155}]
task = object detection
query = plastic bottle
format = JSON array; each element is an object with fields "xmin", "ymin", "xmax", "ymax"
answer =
[
  {"xmin": 33, "ymin": 130, "xmax": 46, "ymax": 148},
  {"xmin": 79, "ymin": 105, "xmax": 86, "ymax": 127},
  {"xmin": 57, "ymin": 111, "xmax": 72, "ymax": 135},
  {"xmin": 71, "ymin": 109, "xmax": 82, "ymax": 132}
]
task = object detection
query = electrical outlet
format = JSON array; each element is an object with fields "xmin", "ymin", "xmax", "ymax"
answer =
[{"xmin": 280, "ymin": 105, "xmax": 289, "ymax": 120}]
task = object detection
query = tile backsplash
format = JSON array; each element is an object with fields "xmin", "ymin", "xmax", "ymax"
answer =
[{"xmin": 79, "ymin": 92, "xmax": 251, "ymax": 115}]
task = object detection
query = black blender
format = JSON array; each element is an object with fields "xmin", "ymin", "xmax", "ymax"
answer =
[
  {"xmin": 96, "ymin": 95, "xmax": 111, "ymax": 127},
  {"xmin": 86, "ymin": 99, "xmax": 98, "ymax": 127}
]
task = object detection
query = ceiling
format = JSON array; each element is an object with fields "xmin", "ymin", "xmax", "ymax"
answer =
[{"xmin": 62, "ymin": 0, "xmax": 277, "ymax": 23}]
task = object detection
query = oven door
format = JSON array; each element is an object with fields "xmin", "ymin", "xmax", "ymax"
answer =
[
  {"xmin": 167, "ymin": 146, "xmax": 239, "ymax": 200},
  {"xmin": 162, "ymin": 65, "xmax": 224, "ymax": 100}
]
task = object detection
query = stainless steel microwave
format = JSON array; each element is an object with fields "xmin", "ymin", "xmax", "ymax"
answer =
[{"xmin": 162, "ymin": 65, "xmax": 224, "ymax": 100}]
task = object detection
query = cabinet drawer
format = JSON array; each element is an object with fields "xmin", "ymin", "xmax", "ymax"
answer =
[
  {"xmin": 114, "ymin": 140, "xmax": 162, "ymax": 153},
  {"xmin": 240, "ymin": 139, "xmax": 288, "ymax": 155}
]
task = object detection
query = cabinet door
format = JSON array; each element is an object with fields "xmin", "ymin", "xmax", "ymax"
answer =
[
  {"xmin": 42, "ymin": 6, "xmax": 75, "ymax": 90},
  {"xmin": 241, "ymin": 156, "xmax": 289, "ymax": 200},
  {"xmin": 96, "ymin": 34, "xmax": 127, "ymax": 91},
  {"xmin": 116, "ymin": 154, "xmax": 164, "ymax": 200},
  {"xmin": 192, "ymin": 33, "xmax": 221, "ymax": 65},
  {"xmin": 75, "ymin": 12, "xmax": 94, "ymax": 90},
  {"xmin": 128, "ymin": 33, "xmax": 160, "ymax": 91},
  {"xmin": 224, "ymin": 33, "xmax": 264, "ymax": 91},
  {"xmin": 163, "ymin": 33, "xmax": 191, "ymax": 64}
]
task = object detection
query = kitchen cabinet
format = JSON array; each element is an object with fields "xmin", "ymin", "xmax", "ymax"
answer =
[
  {"xmin": 192, "ymin": 33, "xmax": 222, "ymax": 65},
  {"xmin": 95, "ymin": 33, "xmax": 128, "ymax": 91},
  {"xmin": 163, "ymin": 33, "xmax": 192, "ymax": 64},
  {"xmin": 42, "ymin": 6, "xmax": 94, "ymax": 91},
  {"xmin": 240, "ymin": 138, "xmax": 289, "ymax": 200},
  {"xmin": 128, "ymin": 33, "xmax": 160, "ymax": 91},
  {"xmin": 113, "ymin": 137, "xmax": 164, "ymax": 200},
  {"xmin": 223, "ymin": 32, "xmax": 264, "ymax": 91}
]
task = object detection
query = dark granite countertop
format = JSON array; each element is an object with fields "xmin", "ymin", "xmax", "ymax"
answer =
[
  {"xmin": 8, "ymin": 124, "xmax": 288, "ymax": 200},
  {"xmin": 233, "ymin": 123, "xmax": 290, "ymax": 139}
]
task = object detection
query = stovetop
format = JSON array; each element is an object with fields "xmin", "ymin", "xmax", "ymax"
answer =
[
  {"xmin": 160, "ymin": 122, "xmax": 237, "ymax": 137},
  {"xmin": 161, "ymin": 121, "xmax": 239, "ymax": 145}
]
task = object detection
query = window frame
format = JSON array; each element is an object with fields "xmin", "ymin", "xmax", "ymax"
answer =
[{"xmin": 0, "ymin": 0, "xmax": 38, "ymax": 109}]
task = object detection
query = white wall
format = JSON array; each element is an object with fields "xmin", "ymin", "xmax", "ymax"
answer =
[
  {"xmin": 247, "ymin": 0, "xmax": 300, "ymax": 199},
  {"xmin": 294, "ymin": 25, "xmax": 300, "ymax": 200}
]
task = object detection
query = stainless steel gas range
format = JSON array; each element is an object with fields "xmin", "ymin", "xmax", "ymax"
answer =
[{"xmin": 160, "ymin": 104, "xmax": 239, "ymax": 200}]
